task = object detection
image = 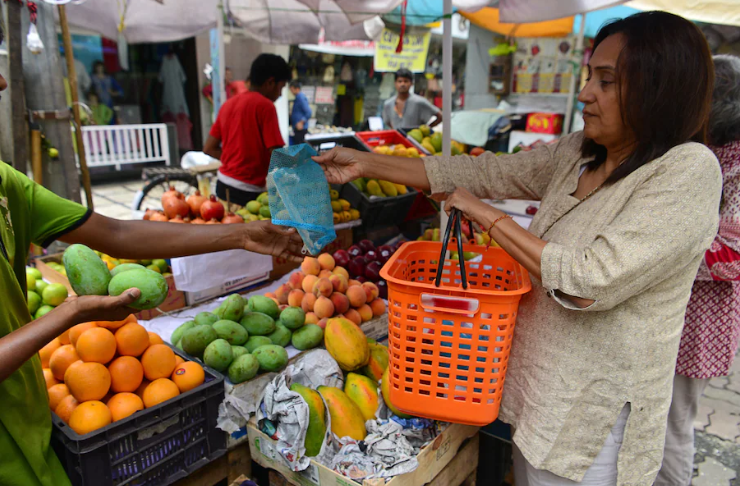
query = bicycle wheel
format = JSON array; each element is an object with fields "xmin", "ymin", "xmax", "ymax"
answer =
[{"xmin": 132, "ymin": 174, "xmax": 198, "ymax": 212}]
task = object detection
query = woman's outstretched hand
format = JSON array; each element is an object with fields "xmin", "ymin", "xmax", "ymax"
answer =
[{"xmin": 312, "ymin": 148, "xmax": 364, "ymax": 184}]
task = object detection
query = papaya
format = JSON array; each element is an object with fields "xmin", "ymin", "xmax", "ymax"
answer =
[
  {"xmin": 63, "ymin": 244, "xmax": 111, "ymax": 296},
  {"xmin": 216, "ymin": 294, "xmax": 245, "ymax": 322},
  {"xmin": 247, "ymin": 295, "xmax": 280, "ymax": 320},
  {"xmin": 241, "ymin": 312, "xmax": 276, "ymax": 336},
  {"xmin": 360, "ymin": 343, "xmax": 389, "ymax": 382},
  {"xmin": 290, "ymin": 383, "xmax": 327, "ymax": 457},
  {"xmin": 324, "ymin": 317, "xmax": 369, "ymax": 371},
  {"xmin": 108, "ymin": 268, "xmax": 168, "ymax": 310},
  {"xmin": 378, "ymin": 181, "xmax": 398, "ymax": 197},
  {"xmin": 381, "ymin": 367, "xmax": 413, "ymax": 418},
  {"xmin": 344, "ymin": 373, "xmax": 379, "ymax": 422},
  {"xmin": 317, "ymin": 386, "xmax": 366, "ymax": 441},
  {"xmin": 212, "ymin": 320, "xmax": 249, "ymax": 345}
]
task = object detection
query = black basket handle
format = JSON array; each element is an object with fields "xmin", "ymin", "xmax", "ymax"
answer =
[{"xmin": 434, "ymin": 208, "xmax": 468, "ymax": 290}]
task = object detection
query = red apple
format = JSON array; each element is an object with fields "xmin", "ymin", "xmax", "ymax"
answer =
[
  {"xmin": 332, "ymin": 249, "xmax": 351, "ymax": 268},
  {"xmin": 358, "ymin": 239, "xmax": 376, "ymax": 253},
  {"xmin": 364, "ymin": 250, "xmax": 379, "ymax": 263},
  {"xmin": 364, "ymin": 261, "xmax": 382, "ymax": 282},
  {"xmin": 348, "ymin": 245, "xmax": 363, "ymax": 258},
  {"xmin": 377, "ymin": 280, "xmax": 388, "ymax": 299},
  {"xmin": 348, "ymin": 256, "xmax": 366, "ymax": 279},
  {"xmin": 378, "ymin": 245, "xmax": 393, "ymax": 259}
]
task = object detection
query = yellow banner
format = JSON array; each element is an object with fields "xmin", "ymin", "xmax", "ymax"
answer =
[{"xmin": 374, "ymin": 29, "xmax": 431, "ymax": 73}]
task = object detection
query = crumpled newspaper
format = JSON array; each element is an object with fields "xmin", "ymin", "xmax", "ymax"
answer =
[
  {"xmin": 256, "ymin": 349, "xmax": 343, "ymax": 471},
  {"xmin": 330, "ymin": 420, "xmax": 426, "ymax": 480}
]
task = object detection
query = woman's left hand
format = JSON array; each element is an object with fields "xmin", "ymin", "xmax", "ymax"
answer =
[{"xmin": 444, "ymin": 187, "xmax": 495, "ymax": 227}]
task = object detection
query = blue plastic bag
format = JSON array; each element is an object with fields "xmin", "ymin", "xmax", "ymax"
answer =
[{"xmin": 267, "ymin": 144, "xmax": 336, "ymax": 255}]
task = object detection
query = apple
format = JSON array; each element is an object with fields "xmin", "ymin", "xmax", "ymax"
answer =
[
  {"xmin": 364, "ymin": 261, "xmax": 382, "ymax": 282},
  {"xmin": 348, "ymin": 245, "xmax": 363, "ymax": 258},
  {"xmin": 356, "ymin": 276, "xmax": 367, "ymax": 284},
  {"xmin": 358, "ymin": 239, "xmax": 376, "ymax": 253},
  {"xmin": 378, "ymin": 245, "xmax": 393, "ymax": 259},
  {"xmin": 364, "ymin": 250, "xmax": 379, "ymax": 263},
  {"xmin": 348, "ymin": 256, "xmax": 366, "ymax": 279},
  {"xmin": 377, "ymin": 279, "xmax": 388, "ymax": 299},
  {"xmin": 332, "ymin": 249, "xmax": 351, "ymax": 268}
]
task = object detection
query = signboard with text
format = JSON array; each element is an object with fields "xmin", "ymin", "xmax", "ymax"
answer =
[{"xmin": 374, "ymin": 29, "xmax": 431, "ymax": 73}]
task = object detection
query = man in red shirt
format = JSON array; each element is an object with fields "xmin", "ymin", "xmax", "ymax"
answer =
[{"xmin": 204, "ymin": 54, "xmax": 290, "ymax": 206}]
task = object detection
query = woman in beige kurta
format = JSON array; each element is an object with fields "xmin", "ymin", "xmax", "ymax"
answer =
[{"xmin": 315, "ymin": 11, "xmax": 721, "ymax": 486}]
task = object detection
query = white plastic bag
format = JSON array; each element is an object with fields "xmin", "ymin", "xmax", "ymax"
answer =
[{"xmin": 27, "ymin": 24, "xmax": 43, "ymax": 54}]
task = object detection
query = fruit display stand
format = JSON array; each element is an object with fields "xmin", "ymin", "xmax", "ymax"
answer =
[
  {"xmin": 247, "ymin": 418, "xmax": 479, "ymax": 486},
  {"xmin": 397, "ymin": 128, "xmax": 432, "ymax": 156},
  {"xmin": 51, "ymin": 345, "xmax": 226, "ymax": 486},
  {"xmin": 339, "ymin": 183, "xmax": 417, "ymax": 230},
  {"xmin": 34, "ymin": 254, "xmax": 186, "ymax": 320}
]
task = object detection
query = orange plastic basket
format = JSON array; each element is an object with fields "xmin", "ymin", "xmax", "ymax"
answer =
[{"xmin": 380, "ymin": 241, "xmax": 531, "ymax": 425}]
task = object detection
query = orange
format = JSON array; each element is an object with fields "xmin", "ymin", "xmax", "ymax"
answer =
[
  {"xmin": 49, "ymin": 345, "xmax": 81, "ymax": 381},
  {"xmin": 55, "ymin": 394, "xmax": 79, "ymax": 424},
  {"xmin": 65, "ymin": 362, "xmax": 111, "ymax": 402},
  {"xmin": 47, "ymin": 383, "xmax": 70, "ymax": 411},
  {"xmin": 69, "ymin": 401, "xmax": 111, "ymax": 435},
  {"xmin": 58, "ymin": 329, "xmax": 71, "ymax": 345},
  {"xmin": 68, "ymin": 322, "xmax": 98, "ymax": 347},
  {"xmin": 96, "ymin": 314, "xmax": 137, "ymax": 331},
  {"xmin": 174, "ymin": 355, "xmax": 185, "ymax": 367},
  {"xmin": 76, "ymin": 327, "xmax": 117, "ymax": 364},
  {"xmin": 39, "ymin": 338, "xmax": 61, "ymax": 368},
  {"xmin": 115, "ymin": 323, "xmax": 150, "ymax": 357},
  {"xmin": 140, "ymin": 344, "xmax": 176, "ymax": 381},
  {"xmin": 147, "ymin": 332, "xmax": 164, "ymax": 346},
  {"xmin": 142, "ymin": 378, "xmax": 180, "ymax": 408},
  {"xmin": 108, "ymin": 356, "xmax": 144, "ymax": 393},
  {"xmin": 135, "ymin": 379, "xmax": 151, "ymax": 400},
  {"xmin": 63, "ymin": 360, "xmax": 84, "ymax": 383},
  {"xmin": 43, "ymin": 368, "xmax": 59, "ymax": 389},
  {"xmin": 107, "ymin": 393, "xmax": 144, "ymax": 422},
  {"xmin": 171, "ymin": 361, "xmax": 205, "ymax": 393}
]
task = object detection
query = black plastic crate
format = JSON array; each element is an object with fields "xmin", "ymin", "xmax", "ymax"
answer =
[
  {"xmin": 340, "ymin": 182, "xmax": 417, "ymax": 229},
  {"xmin": 51, "ymin": 346, "xmax": 226, "ymax": 486},
  {"xmin": 305, "ymin": 134, "xmax": 370, "ymax": 154}
]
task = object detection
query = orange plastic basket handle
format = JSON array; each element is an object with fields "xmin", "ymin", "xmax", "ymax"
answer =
[{"xmin": 420, "ymin": 293, "xmax": 481, "ymax": 314}]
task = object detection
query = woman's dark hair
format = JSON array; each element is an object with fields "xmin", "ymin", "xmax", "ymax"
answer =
[
  {"xmin": 248, "ymin": 54, "xmax": 291, "ymax": 87},
  {"xmin": 582, "ymin": 11, "xmax": 714, "ymax": 183},
  {"xmin": 709, "ymin": 55, "xmax": 740, "ymax": 146}
]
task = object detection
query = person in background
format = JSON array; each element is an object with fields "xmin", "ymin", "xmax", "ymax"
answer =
[
  {"xmin": 0, "ymin": 34, "xmax": 303, "ymax": 485},
  {"xmin": 655, "ymin": 54, "xmax": 740, "ymax": 486},
  {"xmin": 202, "ymin": 67, "xmax": 247, "ymax": 104},
  {"xmin": 86, "ymin": 91, "xmax": 114, "ymax": 126},
  {"xmin": 90, "ymin": 61, "xmax": 123, "ymax": 109},
  {"xmin": 289, "ymin": 80, "xmax": 312, "ymax": 145},
  {"xmin": 203, "ymin": 54, "xmax": 290, "ymax": 207},
  {"xmin": 382, "ymin": 68, "xmax": 442, "ymax": 130},
  {"xmin": 61, "ymin": 58, "xmax": 91, "ymax": 104}
]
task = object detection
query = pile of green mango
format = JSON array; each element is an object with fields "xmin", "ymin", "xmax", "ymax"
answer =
[
  {"xmin": 62, "ymin": 244, "xmax": 168, "ymax": 310},
  {"xmin": 170, "ymin": 293, "xmax": 325, "ymax": 384}
]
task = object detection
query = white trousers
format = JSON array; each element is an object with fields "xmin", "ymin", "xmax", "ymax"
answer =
[
  {"xmin": 513, "ymin": 405, "xmax": 630, "ymax": 486},
  {"xmin": 654, "ymin": 374, "xmax": 710, "ymax": 486}
]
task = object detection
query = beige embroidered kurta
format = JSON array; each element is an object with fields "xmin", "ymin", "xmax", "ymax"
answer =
[{"xmin": 424, "ymin": 132, "xmax": 722, "ymax": 485}]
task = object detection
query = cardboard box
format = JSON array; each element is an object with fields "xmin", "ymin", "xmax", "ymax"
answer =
[
  {"xmin": 248, "ymin": 419, "xmax": 479, "ymax": 486},
  {"xmin": 525, "ymin": 113, "xmax": 563, "ymax": 135},
  {"xmin": 184, "ymin": 271, "xmax": 271, "ymax": 306},
  {"xmin": 34, "ymin": 254, "xmax": 186, "ymax": 320}
]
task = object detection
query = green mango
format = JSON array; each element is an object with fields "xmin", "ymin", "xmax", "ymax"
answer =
[
  {"xmin": 241, "ymin": 312, "xmax": 276, "ymax": 336},
  {"xmin": 108, "ymin": 268, "xmax": 168, "ymax": 310},
  {"xmin": 110, "ymin": 263, "xmax": 146, "ymax": 277},
  {"xmin": 212, "ymin": 320, "xmax": 249, "ymax": 345},
  {"xmin": 216, "ymin": 294, "xmax": 245, "ymax": 322},
  {"xmin": 63, "ymin": 244, "xmax": 111, "ymax": 296},
  {"xmin": 247, "ymin": 295, "xmax": 280, "ymax": 320},
  {"xmin": 231, "ymin": 346, "xmax": 249, "ymax": 359},
  {"xmin": 252, "ymin": 345, "xmax": 289, "ymax": 372},
  {"xmin": 203, "ymin": 339, "xmax": 234, "ymax": 372},
  {"xmin": 194, "ymin": 311, "xmax": 219, "ymax": 327},
  {"xmin": 266, "ymin": 323, "xmax": 292, "ymax": 347},
  {"xmin": 228, "ymin": 354, "xmax": 260, "ymax": 383},
  {"xmin": 182, "ymin": 325, "xmax": 218, "ymax": 358},
  {"xmin": 279, "ymin": 307, "xmax": 305, "ymax": 330},
  {"xmin": 171, "ymin": 320, "xmax": 195, "ymax": 345},
  {"xmin": 245, "ymin": 336, "xmax": 273, "ymax": 353},
  {"xmin": 291, "ymin": 324, "xmax": 324, "ymax": 351}
]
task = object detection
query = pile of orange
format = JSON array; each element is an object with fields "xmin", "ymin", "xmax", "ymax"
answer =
[{"xmin": 39, "ymin": 314, "xmax": 206, "ymax": 436}]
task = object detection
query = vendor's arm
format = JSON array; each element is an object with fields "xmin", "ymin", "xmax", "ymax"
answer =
[
  {"xmin": 61, "ymin": 214, "xmax": 302, "ymax": 261},
  {"xmin": 314, "ymin": 132, "xmax": 583, "ymax": 201},
  {"xmin": 0, "ymin": 291, "xmax": 139, "ymax": 383},
  {"xmin": 203, "ymin": 135, "xmax": 222, "ymax": 160}
]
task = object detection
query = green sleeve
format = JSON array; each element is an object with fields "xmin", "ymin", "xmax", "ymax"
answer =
[{"xmin": 17, "ymin": 169, "xmax": 91, "ymax": 247}]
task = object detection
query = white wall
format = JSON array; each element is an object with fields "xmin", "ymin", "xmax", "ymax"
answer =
[{"xmin": 464, "ymin": 24, "xmax": 501, "ymax": 110}]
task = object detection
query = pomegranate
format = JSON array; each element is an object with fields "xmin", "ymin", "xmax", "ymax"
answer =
[
  {"xmin": 169, "ymin": 215, "xmax": 187, "ymax": 223},
  {"xmin": 143, "ymin": 208, "xmax": 155, "ymax": 221},
  {"xmin": 162, "ymin": 193, "xmax": 190, "ymax": 219},
  {"xmin": 205, "ymin": 218, "xmax": 222, "ymax": 224},
  {"xmin": 191, "ymin": 217, "xmax": 206, "ymax": 224},
  {"xmin": 149, "ymin": 211, "xmax": 168, "ymax": 222},
  {"xmin": 186, "ymin": 191, "xmax": 207, "ymax": 216},
  {"xmin": 222, "ymin": 213, "xmax": 244, "ymax": 224},
  {"xmin": 161, "ymin": 185, "xmax": 181, "ymax": 203},
  {"xmin": 200, "ymin": 195, "xmax": 225, "ymax": 221}
]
